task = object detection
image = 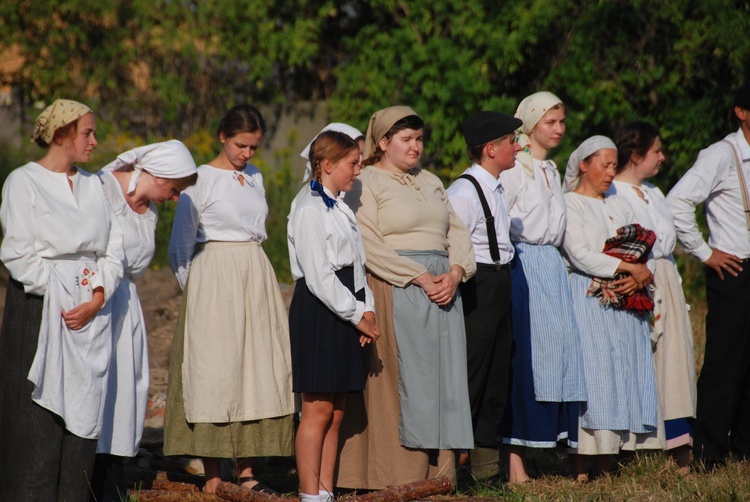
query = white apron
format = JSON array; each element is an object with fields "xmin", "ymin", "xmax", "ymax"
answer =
[{"xmin": 27, "ymin": 255, "xmax": 113, "ymax": 440}]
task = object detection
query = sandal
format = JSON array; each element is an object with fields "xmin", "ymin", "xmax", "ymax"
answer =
[{"xmin": 238, "ymin": 476, "xmax": 280, "ymax": 496}]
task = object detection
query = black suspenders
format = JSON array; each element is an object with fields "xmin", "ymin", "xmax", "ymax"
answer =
[{"xmin": 458, "ymin": 174, "xmax": 500, "ymax": 264}]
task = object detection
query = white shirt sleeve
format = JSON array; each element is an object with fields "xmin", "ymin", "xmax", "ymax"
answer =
[
  {"xmin": 446, "ymin": 180, "xmax": 480, "ymax": 239},
  {"xmin": 666, "ymin": 146, "xmax": 730, "ymax": 263},
  {"xmin": 289, "ymin": 205, "xmax": 366, "ymax": 325},
  {"xmin": 169, "ymin": 186, "xmax": 202, "ymax": 290},
  {"xmin": 0, "ymin": 170, "xmax": 50, "ymax": 295},
  {"xmin": 92, "ymin": 202, "xmax": 125, "ymax": 302}
]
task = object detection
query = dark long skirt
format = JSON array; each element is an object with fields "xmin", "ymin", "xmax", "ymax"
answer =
[
  {"xmin": 0, "ymin": 278, "xmax": 97, "ymax": 501},
  {"xmin": 289, "ymin": 267, "xmax": 366, "ymax": 393},
  {"xmin": 500, "ymin": 252, "xmax": 581, "ymax": 448}
]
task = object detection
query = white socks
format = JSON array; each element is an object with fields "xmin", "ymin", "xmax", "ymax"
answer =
[
  {"xmin": 299, "ymin": 488, "xmax": 333, "ymax": 502},
  {"xmin": 319, "ymin": 489, "xmax": 334, "ymax": 502}
]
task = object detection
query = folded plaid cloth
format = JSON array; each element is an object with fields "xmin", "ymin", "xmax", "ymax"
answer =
[{"xmin": 586, "ymin": 223, "xmax": 656, "ymax": 314}]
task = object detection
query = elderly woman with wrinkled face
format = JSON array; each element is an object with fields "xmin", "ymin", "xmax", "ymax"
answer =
[{"xmin": 561, "ymin": 136, "xmax": 661, "ymax": 480}]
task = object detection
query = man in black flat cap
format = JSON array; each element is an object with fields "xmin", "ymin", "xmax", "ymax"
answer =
[
  {"xmin": 447, "ymin": 111, "xmax": 522, "ymax": 483},
  {"xmin": 667, "ymin": 82, "xmax": 750, "ymax": 469}
]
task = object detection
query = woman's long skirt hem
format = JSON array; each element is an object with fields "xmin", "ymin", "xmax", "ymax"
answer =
[
  {"xmin": 163, "ymin": 281, "xmax": 293, "ymax": 459},
  {"xmin": 335, "ymin": 270, "xmax": 458, "ymax": 489}
]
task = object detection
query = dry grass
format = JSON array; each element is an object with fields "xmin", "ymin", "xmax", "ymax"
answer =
[{"xmin": 452, "ymin": 453, "xmax": 750, "ymax": 501}]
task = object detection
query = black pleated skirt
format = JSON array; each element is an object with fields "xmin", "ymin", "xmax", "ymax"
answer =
[{"xmin": 289, "ymin": 267, "xmax": 366, "ymax": 393}]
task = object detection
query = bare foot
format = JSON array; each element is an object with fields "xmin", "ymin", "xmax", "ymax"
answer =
[
  {"xmin": 575, "ymin": 473, "xmax": 589, "ymax": 483},
  {"xmin": 504, "ymin": 445, "xmax": 530, "ymax": 484},
  {"xmin": 508, "ymin": 475, "xmax": 531, "ymax": 485},
  {"xmin": 239, "ymin": 478, "xmax": 260, "ymax": 490},
  {"xmin": 202, "ymin": 478, "xmax": 221, "ymax": 493}
]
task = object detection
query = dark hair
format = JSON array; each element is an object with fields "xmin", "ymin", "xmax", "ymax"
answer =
[
  {"xmin": 217, "ymin": 104, "xmax": 266, "ymax": 139},
  {"xmin": 35, "ymin": 118, "xmax": 79, "ymax": 148},
  {"xmin": 309, "ymin": 131, "xmax": 359, "ymax": 181},
  {"xmin": 466, "ymin": 132, "xmax": 514, "ymax": 164},
  {"xmin": 162, "ymin": 172, "xmax": 199, "ymax": 192},
  {"xmin": 614, "ymin": 121, "xmax": 660, "ymax": 173},
  {"xmin": 363, "ymin": 114, "xmax": 425, "ymax": 166}
]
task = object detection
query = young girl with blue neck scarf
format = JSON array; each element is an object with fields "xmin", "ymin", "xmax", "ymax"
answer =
[{"xmin": 287, "ymin": 130, "xmax": 381, "ymax": 502}]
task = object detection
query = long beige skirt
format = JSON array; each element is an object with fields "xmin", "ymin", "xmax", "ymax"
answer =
[
  {"xmin": 335, "ymin": 272, "xmax": 455, "ymax": 489},
  {"xmin": 652, "ymin": 258, "xmax": 696, "ymax": 422},
  {"xmin": 163, "ymin": 242, "xmax": 294, "ymax": 458}
]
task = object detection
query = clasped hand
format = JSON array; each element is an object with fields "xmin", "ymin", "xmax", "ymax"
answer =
[
  {"xmin": 413, "ymin": 265, "xmax": 464, "ymax": 306},
  {"xmin": 61, "ymin": 287, "xmax": 105, "ymax": 331},
  {"xmin": 355, "ymin": 311, "xmax": 381, "ymax": 347},
  {"xmin": 612, "ymin": 263, "xmax": 652, "ymax": 296}
]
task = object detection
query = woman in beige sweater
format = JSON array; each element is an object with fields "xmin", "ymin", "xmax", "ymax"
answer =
[{"xmin": 336, "ymin": 106, "xmax": 476, "ymax": 489}]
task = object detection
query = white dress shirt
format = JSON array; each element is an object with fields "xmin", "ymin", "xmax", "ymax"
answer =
[
  {"xmin": 500, "ymin": 158, "xmax": 567, "ymax": 246},
  {"xmin": 667, "ymin": 129, "xmax": 750, "ymax": 262},
  {"xmin": 288, "ymin": 185, "xmax": 375, "ymax": 326},
  {"xmin": 608, "ymin": 180, "xmax": 676, "ymax": 260},
  {"xmin": 169, "ymin": 164, "xmax": 268, "ymax": 289},
  {"xmin": 447, "ymin": 164, "xmax": 514, "ymax": 265}
]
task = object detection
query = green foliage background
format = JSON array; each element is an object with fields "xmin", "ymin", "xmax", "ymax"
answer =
[{"xmin": 1, "ymin": 0, "xmax": 749, "ymax": 285}]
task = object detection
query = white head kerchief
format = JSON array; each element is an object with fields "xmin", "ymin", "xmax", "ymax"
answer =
[
  {"xmin": 102, "ymin": 139, "xmax": 198, "ymax": 195},
  {"xmin": 300, "ymin": 123, "xmax": 363, "ymax": 181},
  {"xmin": 563, "ymin": 135, "xmax": 617, "ymax": 193},
  {"xmin": 514, "ymin": 92, "xmax": 564, "ymax": 177}
]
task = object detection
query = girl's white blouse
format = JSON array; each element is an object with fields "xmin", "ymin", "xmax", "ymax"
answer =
[
  {"xmin": 287, "ymin": 185, "xmax": 375, "ymax": 326},
  {"xmin": 169, "ymin": 164, "xmax": 268, "ymax": 289},
  {"xmin": 0, "ymin": 162, "xmax": 124, "ymax": 298},
  {"xmin": 99, "ymin": 171, "xmax": 157, "ymax": 278},
  {"xmin": 500, "ymin": 158, "xmax": 567, "ymax": 246},
  {"xmin": 608, "ymin": 180, "xmax": 676, "ymax": 260}
]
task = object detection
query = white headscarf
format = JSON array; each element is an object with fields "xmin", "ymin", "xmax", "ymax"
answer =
[
  {"xmin": 300, "ymin": 123, "xmax": 363, "ymax": 181},
  {"xmin": 563, "ymin": 135, "xmax": 617, "ymax": 193},
  {"xmin": 102, "ymin": 139, "xmax": 198, "ymax": 195},
  {"xmin": 514, "ymin": 91, "xmax": 564, "ymax": 177}
]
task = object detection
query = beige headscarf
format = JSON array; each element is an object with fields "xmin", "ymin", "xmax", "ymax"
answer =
[
  {"xmin": 563, "ymin": 135, "xmax": 617, "ymax": 193},
  {"xmin": 32, "ymin": 99, "xmax": 93, "ymax": 145},
  {"xmin": 514, "ymin": 91, "xmax": 564, "ymax": 177},
  {"xmin": 363, "ymin": 105, "xmax": 420, "ymax": 159},
  {"xmin": 101, "ymin": 140, "xmax": 198, "ymax": 195}
]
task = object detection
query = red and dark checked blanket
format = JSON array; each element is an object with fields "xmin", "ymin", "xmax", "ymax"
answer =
[{"xmin": 586, "ymin": 223, "xmax": 656, "ymax": 314}]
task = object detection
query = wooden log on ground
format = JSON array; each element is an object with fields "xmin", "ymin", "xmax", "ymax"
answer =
[
  {"xmin": 129, "ymin": 489, "xmax": 223, "ymax": 501},
  {"xmin": 215, "ymin": 481, "xmax": 281, "ymax": 501},
  {"xmin": 151, "ymin": 470, "xmax": 202, "ymax": 491},
  {"xmin": 351, "ymin": 476, "xmax": 454, "ymax": 502}
]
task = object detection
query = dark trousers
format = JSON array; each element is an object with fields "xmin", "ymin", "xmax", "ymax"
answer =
[
  {"xmin": 693, "ymin": 265, "xmax": 750, "ymax": 463},
  {"xmin": 0, "ymin": 279, "xmax": 97, "ymax": 501},
  {"xmin": 90, "ymin": 454, "xmax": 126, "ymax": 502},
  {"xmin": 459, "ymin": 265, "xmax": 512, "ymax": 448}
]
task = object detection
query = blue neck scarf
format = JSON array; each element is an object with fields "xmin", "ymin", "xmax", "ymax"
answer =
[{"xmin": 310, "ymin": 180, "xmax": 337, "ymax": 209}]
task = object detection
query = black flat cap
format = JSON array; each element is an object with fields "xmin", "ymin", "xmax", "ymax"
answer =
[
  {"xmin": 463, "ymin": 111, "xmax": 523, "ymax": 146},
  {"xmin": 734, "ymin": 82, "xmax": 750, "ymax": 110}
]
